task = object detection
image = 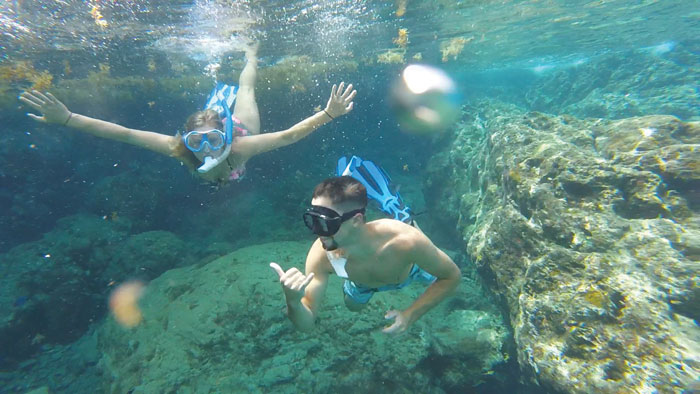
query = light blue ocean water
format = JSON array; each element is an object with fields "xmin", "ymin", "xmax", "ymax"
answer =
[{"xmin": 0, "ymin": 1, "xmax": 697, "ymax": 393}]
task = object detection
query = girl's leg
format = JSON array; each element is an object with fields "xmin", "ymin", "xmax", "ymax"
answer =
[{"xmin": 232, "ymin": 45, "xmax": 260, "ymax": 135}]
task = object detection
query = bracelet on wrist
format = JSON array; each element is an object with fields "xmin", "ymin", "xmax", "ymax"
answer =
[
  {"xmin": 63, "ymin": 112, "xmax": 73, "ymax": 126},
  {"xmin": 322, "ymin": 109, "xmax": 334, "ymax": 120}
]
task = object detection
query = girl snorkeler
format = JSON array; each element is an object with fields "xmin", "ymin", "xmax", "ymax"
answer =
[{"xmin": 19, "ymin": 46, "xmax": 357, "ymax": 185}]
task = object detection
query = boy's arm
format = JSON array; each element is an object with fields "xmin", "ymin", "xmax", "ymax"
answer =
[
  {"xmin": 271, "ymin": 240, "xmax": 331, "ymax": 332},
  {"xmin": 385, "ymin": 233, "xmax": 461, "ymax": 333}
]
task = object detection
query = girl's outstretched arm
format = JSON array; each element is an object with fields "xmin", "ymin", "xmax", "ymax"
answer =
[
  {"xmin": 233, "ymin": 82, "xmax": 357, "ymax": 160},
  {"xmin": 19, "ymin": 90, "xmax": 179, "ymax": 157}
]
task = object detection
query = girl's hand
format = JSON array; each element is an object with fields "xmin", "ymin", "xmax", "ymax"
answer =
[
  {"xmin": 324, "ymin": 82, "xmax": 357, "ymax": 119},
  {"xmin": 19, "ymin": 90, "xmax": 72, "ymax": 125}
]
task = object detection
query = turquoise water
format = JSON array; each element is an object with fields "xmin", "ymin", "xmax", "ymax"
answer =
[{"xmin": 0, "ymin": 1, "xmax": 698, "ymax": 393}]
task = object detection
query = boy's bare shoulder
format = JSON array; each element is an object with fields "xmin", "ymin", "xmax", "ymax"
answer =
[
  {"xmin": 370, "ymin": 219, "xmax": 427, "ymax": 254},
  {"xmin": 368, "ymin": 218, "xmax": 413, "ymax": 232}
]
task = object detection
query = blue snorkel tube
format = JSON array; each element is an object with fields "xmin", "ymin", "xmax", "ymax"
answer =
[
  {"xmin": 197, "ymin": 104, "xmax": 233, "ymax": 173},
  {"xmin": 197, "ymin": 83, "xmax": 236, "ymax": 173},
  {"xmin": 338, "ymin": 155, "xmax": 413, "ymax": 223}
]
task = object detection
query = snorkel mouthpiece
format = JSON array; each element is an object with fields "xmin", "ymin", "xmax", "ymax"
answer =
[{"xmin": 197, "ymin": 143, "xmax": 231, "ymax": 173}]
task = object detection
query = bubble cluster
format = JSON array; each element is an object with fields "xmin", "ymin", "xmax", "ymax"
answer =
[{"xmin": 390, "ymin": 64, "xmax": 460, "ymax": 135}]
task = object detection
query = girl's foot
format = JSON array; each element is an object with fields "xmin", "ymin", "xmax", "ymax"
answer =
[{"xmin": 245, "ymin": 40, "xmax": 259, "ymax": 61}]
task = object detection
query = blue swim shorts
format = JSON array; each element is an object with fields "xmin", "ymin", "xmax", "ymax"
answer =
[{"xmin": 343, "ymin": 264, "xmax": 436, "ymax": 304}]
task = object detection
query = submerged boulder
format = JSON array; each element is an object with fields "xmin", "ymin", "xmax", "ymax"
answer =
[
  {"xmin": 426, "ymin": 101, "xmax": 699, "ymax": 393},
  {"xmin": 524, "ymin": 44, "xmax": 700, "ymax": 121},
  {"xmin": 0, "ymin": 214, "xmax": 194, "ymax": 369},
  {"xmin": 95, "ymin": 241, "xmax": 513, "ymax": 393}
]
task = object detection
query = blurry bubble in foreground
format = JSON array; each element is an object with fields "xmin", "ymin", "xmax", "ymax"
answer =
[
  {"xmin": 109, "ymin": 281, "xmax": 146, "ymax": 328},
  {"xmin": 390, "ymin": 64, "xmax": 460, "ymax": 135}
]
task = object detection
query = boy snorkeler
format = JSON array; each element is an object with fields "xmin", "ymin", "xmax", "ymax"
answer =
[{"xmin": 271, "ymin": 176, "xmax": 461, "ymax": 334}]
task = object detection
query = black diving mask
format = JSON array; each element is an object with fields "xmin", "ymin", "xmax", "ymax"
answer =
[{"xmin": 303, "ymin": 205, "xmax": 365, "ymax": 236}]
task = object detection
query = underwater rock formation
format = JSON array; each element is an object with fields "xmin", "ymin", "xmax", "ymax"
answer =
[
  {"xmin": 95, "ymin": 241, "xmax": 514, "ymax": 393},
  {"xmin": 426, "ymin": 101, "xmax": 699, "ymax": 393},
  {"xmin": 525, "ymin": 44, "xmax": 700, "ymax": 121},
  {"xmin": 0, "ymin": 214, "xmax": 194, "ymax": 368}
]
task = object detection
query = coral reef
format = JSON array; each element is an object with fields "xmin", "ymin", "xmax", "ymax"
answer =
[{"xmin": 426, "ymin": 101, "xmax": 699, "ymax": 393}]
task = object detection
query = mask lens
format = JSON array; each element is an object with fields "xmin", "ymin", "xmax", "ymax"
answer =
[
  {"xmin": 206, "ymin": 131, "xmax": 225, "ymax": 148},
  {"xmin": 185, "ymin": 133, "xmax": 204, "ymax": 150},
  {"xmin": 184, "ymin": 129, "xmax": 226, "ymax": 152},
  {"xmin": 303, "ymin": 208, "xmax": 341, "ymax": 236}
]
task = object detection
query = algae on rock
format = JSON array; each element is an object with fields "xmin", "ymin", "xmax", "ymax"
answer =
[{"xmin": 426, "ymin": 100, "xmax": 699, "ymax": 393}]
